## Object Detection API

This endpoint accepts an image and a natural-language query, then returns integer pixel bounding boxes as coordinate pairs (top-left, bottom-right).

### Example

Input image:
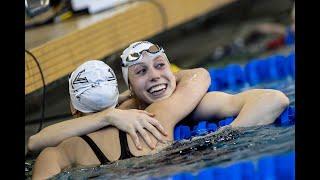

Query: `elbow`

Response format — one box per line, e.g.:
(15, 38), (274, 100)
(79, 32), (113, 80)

(28, 133), (46, 152)
(259, 90), (290, 121)
(195, 68), (211, 88)
(278, 92), (290, 108)
(27, 135), (37, 152)
(267, 89), (290, 109)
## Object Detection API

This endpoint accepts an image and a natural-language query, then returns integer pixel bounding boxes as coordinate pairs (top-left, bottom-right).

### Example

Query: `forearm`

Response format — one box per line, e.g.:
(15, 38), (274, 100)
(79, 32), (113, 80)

(193, 89), (289, 127)
(193, 92), (241, 120)
(231, 89), (289, 127)
(28, 109), (113, 152)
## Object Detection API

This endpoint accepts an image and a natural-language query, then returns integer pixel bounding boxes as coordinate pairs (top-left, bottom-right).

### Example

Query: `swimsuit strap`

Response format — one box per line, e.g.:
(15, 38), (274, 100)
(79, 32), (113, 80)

(118, 130), (134, 159)
(80, 135), (110, 164)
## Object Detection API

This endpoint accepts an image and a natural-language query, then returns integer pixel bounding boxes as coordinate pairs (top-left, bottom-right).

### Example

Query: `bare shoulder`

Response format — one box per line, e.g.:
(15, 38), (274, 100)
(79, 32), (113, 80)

(58, 136), (84, 148)
(56, 136), (86, 157)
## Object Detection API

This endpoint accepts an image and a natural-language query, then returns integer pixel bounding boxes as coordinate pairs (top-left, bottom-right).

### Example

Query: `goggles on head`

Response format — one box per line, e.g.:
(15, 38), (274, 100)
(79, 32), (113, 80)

(122, 44), (164, 67)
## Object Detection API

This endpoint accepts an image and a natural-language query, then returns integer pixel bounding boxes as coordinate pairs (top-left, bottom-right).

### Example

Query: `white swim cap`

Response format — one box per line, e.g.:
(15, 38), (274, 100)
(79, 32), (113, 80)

(120, 41), (166, 87)
(69, 60), (119, 113)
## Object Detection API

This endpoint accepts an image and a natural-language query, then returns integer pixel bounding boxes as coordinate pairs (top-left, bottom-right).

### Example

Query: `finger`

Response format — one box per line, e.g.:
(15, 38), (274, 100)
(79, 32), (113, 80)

(138, 110), (155, 117)
(142, 120), (165, 143)
(147, 117), (168, 136)
(136, 126), (155, 149)
(128, 130), (142, 150)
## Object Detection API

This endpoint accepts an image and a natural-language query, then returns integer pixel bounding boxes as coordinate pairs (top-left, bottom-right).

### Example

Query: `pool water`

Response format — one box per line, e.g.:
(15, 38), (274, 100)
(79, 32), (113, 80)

(50, 79), (295, 180)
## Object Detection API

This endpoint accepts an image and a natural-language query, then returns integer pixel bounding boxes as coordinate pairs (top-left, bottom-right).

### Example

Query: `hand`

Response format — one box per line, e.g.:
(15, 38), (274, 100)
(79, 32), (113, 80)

(106, 108), (168, 150)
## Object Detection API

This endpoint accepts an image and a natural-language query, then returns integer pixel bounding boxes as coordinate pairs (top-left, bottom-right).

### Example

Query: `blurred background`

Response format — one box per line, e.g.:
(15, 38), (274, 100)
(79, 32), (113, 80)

(25, 0), (294, 154)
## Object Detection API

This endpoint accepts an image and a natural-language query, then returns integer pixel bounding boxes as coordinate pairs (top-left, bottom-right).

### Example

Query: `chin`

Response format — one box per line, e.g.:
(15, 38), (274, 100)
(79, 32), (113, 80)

(151, 94), (171, 103)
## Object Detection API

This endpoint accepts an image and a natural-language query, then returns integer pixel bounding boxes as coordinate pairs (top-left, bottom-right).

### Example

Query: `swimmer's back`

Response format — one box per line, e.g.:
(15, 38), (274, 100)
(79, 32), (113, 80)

(56, 127), (122, 167)
(55, 124), (166, 167)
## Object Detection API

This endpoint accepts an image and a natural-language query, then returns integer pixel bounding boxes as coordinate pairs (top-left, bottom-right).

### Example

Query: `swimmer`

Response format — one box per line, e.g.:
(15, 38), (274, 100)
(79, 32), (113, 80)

(32, 41), (289, 179)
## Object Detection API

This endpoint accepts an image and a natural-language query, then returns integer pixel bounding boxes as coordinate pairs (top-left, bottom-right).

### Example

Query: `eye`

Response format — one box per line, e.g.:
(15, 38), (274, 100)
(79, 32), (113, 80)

(155, 63), (165, 69)
(136, 68), (146, 75)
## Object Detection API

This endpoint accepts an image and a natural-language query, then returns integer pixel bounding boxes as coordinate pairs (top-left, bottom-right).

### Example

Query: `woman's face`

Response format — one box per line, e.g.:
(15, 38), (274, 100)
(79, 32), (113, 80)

(128, 53), (176, 104)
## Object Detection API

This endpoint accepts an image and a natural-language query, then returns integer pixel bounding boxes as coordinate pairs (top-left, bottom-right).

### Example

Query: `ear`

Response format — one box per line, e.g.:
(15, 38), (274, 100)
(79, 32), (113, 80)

(128, 83), (135, 97)
(69, 101), (78, 115)
(128, 80), (132, 91)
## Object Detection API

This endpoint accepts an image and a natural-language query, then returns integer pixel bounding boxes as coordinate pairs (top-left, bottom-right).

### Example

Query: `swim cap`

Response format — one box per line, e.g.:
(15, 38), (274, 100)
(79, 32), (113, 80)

(120, 41), (167, 87)
(69, 60), (119, 113)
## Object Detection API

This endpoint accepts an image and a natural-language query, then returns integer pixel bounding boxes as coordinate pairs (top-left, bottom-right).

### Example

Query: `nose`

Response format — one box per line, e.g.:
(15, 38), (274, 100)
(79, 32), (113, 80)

(148, 67), (161, 82)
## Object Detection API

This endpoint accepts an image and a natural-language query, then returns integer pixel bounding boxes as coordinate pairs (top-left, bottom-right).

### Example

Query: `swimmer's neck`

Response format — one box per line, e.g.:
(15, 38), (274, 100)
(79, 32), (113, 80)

(138, 101), (149, 110)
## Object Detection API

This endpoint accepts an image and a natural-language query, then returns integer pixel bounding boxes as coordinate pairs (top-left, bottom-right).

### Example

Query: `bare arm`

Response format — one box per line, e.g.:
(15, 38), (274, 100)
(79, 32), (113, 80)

(28, 109), (112, 152)
(28, 106), (167, 152)
(193, 89), (289, 127)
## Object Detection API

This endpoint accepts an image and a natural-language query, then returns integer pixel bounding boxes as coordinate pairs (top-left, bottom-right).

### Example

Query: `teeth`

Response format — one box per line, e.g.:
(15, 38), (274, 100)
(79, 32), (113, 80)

(149, 84), (166, 93)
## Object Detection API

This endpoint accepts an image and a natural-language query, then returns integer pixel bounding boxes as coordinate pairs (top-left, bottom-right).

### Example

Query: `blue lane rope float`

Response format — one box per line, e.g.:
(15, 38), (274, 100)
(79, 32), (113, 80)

(208, 52), (295, 91)
(244, 59), (260, 86)
(209, 64), (246, 91)
(286, 51), (295, 78)
(194, 121), (208, 136)
(209, 68), (227, 91)
(225, 64), (246, 91)
(149, 151), (295, 180)
(275, 106), (295, 126)
(218, 117), (235, 127)
(284, 27), (295, 45)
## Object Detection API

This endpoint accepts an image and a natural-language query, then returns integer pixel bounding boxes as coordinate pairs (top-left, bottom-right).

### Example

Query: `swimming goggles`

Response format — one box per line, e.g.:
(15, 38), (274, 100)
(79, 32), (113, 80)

(122, 44), (164, 67)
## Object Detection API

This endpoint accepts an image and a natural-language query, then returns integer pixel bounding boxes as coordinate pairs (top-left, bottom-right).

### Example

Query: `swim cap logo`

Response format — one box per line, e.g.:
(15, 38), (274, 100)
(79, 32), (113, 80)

(72, 69), (89, 89)
(107, 68), (116, 81)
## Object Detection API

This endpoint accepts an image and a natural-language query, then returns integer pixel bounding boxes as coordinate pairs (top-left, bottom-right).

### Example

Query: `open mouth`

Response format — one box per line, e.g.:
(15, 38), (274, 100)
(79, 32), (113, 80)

(147, 83), (168, 96)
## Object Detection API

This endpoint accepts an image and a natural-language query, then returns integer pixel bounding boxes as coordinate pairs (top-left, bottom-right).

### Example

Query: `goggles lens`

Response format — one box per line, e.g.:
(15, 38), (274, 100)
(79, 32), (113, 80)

(148, 44), (161, 53)
(125, 44), (163, 64)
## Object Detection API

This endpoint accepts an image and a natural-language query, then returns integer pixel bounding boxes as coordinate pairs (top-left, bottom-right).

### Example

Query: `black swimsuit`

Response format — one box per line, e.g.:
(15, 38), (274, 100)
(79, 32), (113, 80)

(80, 130), (134, 164)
